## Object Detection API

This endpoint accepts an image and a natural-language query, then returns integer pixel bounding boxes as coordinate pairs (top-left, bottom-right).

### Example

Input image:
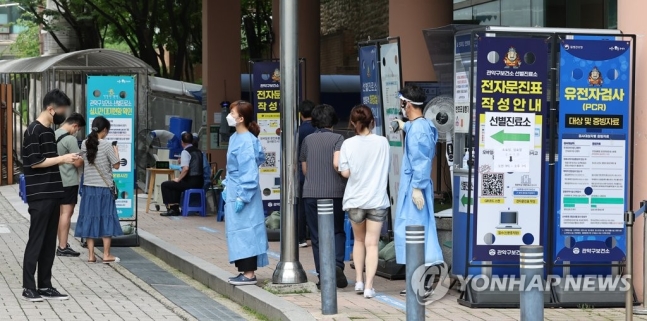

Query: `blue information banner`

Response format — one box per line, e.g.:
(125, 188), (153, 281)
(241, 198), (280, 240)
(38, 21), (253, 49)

(554, 40), (631, 262)
(473, 37), (548, 261)
(86, 75), (136, 219)
(359, 45), (383, 135)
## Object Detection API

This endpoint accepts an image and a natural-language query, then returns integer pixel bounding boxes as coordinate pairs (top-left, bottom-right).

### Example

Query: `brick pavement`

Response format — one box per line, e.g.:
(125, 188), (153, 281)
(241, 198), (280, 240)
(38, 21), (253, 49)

(2, 184), (645, 321)
(0, 193), (191, 321)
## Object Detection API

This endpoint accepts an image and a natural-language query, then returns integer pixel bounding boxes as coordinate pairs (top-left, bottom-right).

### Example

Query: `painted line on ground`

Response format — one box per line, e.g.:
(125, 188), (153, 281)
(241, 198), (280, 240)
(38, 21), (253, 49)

(197, 226), (219, 233)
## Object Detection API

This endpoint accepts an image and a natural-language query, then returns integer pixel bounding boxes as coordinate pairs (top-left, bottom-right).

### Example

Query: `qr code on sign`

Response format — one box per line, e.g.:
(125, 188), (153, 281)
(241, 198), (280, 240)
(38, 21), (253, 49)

(261, 152), (276, 168)
(481, 173), (504, 196)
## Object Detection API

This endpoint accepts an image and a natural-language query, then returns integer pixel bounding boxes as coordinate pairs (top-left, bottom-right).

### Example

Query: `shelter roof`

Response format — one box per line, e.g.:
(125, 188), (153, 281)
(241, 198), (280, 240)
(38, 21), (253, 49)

(0, 49), (156, 74)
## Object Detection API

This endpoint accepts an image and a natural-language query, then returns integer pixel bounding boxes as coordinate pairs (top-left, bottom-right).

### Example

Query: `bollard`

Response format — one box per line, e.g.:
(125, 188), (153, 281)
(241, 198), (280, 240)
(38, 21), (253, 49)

(626, 210), (634, 321)
(406, 225), (425, 321)
(635, 201), (647, 315)
(520, 245), (544, 321)
(317, 199), (337, 315)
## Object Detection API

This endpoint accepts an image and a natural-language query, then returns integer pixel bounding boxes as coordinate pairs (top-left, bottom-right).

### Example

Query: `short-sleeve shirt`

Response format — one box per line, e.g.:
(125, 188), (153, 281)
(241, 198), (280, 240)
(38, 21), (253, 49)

(55, 128), (81, 187)
(299, 129), (346, 198)
(81, 139), (119, 188)
(22, 121), (64, 202)
(180, 144), (193, 167)
(339, 134), (390, 210)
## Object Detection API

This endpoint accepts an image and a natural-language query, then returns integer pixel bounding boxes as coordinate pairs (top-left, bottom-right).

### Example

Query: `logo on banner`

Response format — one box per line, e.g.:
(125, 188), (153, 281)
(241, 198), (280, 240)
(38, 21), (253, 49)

(503, 47), (522, 69)
(588, 67), (603, 86)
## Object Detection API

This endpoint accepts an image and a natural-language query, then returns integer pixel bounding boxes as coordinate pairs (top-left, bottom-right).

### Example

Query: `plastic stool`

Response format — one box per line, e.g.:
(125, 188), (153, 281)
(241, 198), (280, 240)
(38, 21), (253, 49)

(216, 190), (226, 221)
(344, 212), (354, 261)
(180, 189), (206, 217)
(19, 174), (26, 203)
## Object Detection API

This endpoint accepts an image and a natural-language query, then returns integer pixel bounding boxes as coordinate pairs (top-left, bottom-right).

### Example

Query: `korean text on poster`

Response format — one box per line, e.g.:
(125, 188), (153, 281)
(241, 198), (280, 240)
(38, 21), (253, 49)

(473, 37), (547, 261)
(359, 45), (383, 136)
(86, 75), (136, 219)
(554, 39), (631, 262)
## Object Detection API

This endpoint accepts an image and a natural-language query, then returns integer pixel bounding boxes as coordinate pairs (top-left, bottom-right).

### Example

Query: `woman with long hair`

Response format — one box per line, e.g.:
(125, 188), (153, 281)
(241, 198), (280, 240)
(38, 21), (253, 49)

(337, 104), (390, 298)
(74, 116), (123, 263)
(222, 100), (268, 285)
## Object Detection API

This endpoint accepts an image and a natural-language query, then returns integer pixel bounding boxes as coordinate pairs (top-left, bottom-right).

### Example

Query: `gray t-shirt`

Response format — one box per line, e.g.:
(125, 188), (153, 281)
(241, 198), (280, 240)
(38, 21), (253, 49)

(81, 139), (119, 188)
(299, 130), (346, 198)
(55, 128), (81, 187)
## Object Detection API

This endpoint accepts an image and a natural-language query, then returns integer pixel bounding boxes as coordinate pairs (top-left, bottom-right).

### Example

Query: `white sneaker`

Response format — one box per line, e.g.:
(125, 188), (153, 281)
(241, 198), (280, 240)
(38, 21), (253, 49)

(364, 288), (376, 298)
(354, 282), (364, 293)
(299, 242), (308, 248)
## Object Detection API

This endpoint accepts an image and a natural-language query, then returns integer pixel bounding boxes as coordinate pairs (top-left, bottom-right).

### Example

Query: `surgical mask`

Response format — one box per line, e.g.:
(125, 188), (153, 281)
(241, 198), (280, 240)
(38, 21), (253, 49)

(52, 111), (66, 125)
(226, 114), (237, 127)
(401, 108), (407, 118)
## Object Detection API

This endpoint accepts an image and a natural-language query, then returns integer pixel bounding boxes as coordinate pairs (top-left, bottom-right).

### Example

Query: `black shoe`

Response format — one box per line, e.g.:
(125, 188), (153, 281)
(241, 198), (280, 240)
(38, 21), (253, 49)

(160, 209), (180, 217)
(37, 287), (69, 300)
(336, 266), (348, 288)
(56, 244), (80, 257)
(22, 288), (43, 302)
(316, 282), (320, 290)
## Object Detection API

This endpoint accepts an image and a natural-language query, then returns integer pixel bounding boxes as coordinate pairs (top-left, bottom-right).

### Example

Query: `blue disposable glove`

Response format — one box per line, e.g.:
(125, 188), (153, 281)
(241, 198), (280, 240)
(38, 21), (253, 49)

(169, 164), (181, 170)
(235, 198), (245, 213)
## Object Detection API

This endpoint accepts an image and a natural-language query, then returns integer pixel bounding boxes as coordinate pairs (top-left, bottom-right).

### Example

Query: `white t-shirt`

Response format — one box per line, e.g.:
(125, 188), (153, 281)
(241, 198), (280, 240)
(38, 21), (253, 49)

(339, 134), (390, 210)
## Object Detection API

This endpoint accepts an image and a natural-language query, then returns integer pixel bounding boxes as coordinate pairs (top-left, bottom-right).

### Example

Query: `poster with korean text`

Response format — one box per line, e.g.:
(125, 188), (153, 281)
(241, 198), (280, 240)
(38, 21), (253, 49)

(473, 37), (547, 261)
(359, 45), (384, 136)
(86, 75), (136, 219)
(554, 40), (631, 262)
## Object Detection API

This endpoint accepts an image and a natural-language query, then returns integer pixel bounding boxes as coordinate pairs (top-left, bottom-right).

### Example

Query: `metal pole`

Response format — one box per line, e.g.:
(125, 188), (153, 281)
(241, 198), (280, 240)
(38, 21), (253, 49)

(635, 201), (647, 315)
(272, 0), (307, 284)
(406, 225), (425, 321)
(519, 245), (544, 321)
(317, 199), (337, 315)
(626, 210), (635, 321)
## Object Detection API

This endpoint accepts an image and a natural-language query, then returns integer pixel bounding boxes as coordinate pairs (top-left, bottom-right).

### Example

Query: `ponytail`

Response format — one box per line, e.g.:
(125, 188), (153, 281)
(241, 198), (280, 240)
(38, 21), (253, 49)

(86, 128), (99, 164)
(248, 121), (260, 137)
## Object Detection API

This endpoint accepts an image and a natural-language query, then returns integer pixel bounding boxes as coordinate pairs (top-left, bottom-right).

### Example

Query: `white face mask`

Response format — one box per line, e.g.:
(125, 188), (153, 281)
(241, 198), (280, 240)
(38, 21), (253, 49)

(226, 113), (237, 127)
(401, 107), (407, 119)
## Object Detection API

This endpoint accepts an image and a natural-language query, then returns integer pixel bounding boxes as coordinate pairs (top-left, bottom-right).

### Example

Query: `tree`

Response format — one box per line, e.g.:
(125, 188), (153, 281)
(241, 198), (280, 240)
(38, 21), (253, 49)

(7, 0), (202, 81)
(7, 19), (40, 58)
(241, 0), (273, 60)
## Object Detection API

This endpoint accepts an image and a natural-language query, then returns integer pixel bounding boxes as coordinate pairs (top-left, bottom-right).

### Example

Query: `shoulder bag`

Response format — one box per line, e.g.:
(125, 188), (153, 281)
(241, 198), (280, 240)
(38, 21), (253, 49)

(92, 163), (117, 200)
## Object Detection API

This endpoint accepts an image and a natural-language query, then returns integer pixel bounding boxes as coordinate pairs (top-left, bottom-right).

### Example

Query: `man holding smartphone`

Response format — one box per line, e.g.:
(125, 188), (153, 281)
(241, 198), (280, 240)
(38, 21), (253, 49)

(54, 113), (86, 257)
(22, 89), (79, 302)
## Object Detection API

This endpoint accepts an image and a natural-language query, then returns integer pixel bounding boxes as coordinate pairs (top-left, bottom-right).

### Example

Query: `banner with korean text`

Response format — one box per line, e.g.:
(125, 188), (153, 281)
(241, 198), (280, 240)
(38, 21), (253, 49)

(359, 45), (384, 136)
(473, 37), (547, 261)
(250, 61), (303, 216)
(554, 40), (631, 262)
(86, 75), (136, 219)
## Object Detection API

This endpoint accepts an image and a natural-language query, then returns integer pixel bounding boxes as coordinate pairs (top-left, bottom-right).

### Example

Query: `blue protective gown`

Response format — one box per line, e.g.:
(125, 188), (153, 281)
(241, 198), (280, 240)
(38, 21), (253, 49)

(223, 131), (269, 267)
(394, 118), (444, 266)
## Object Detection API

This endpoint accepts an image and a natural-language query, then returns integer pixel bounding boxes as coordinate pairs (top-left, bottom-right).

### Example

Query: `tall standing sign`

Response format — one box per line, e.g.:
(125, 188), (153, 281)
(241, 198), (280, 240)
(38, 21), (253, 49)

(359, 45), (384, 136)
(554, 40), (630, 262)
(86, 75), (136, 219)
(251, 61), (303, 215)
(379, 42), (402, 215)
(473, 37), (547, 261)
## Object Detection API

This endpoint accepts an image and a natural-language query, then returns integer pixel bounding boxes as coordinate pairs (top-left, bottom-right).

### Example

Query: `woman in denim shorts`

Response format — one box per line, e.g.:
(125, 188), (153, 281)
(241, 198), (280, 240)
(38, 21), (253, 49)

(336, 104), (390, 298)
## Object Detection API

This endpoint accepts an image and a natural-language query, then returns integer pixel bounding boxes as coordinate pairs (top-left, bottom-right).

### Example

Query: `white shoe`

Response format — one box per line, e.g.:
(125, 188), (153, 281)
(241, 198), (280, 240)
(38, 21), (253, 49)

(364, 288), (376, 298)
(354, 282), (364, 293)
(299, 242), (308, 248)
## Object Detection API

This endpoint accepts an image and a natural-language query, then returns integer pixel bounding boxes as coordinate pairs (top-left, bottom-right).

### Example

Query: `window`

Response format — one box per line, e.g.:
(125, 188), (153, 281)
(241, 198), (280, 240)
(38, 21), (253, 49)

(473, 1), (500, 26)
(501, 0), (531, 27)
(454, 7), (473, 21)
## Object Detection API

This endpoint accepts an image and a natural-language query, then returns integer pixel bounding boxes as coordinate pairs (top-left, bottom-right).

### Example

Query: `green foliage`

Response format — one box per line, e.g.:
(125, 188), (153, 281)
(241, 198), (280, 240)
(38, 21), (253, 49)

(241, 0), (273, 60)
(7, 18), (40, 58)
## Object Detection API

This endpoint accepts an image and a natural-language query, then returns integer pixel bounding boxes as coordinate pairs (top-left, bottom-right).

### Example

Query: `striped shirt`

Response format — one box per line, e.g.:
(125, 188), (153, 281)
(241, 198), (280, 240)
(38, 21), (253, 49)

(22, 121), (64, 202)
(299, 129), (346, 198)
(81, 139), (119, 188)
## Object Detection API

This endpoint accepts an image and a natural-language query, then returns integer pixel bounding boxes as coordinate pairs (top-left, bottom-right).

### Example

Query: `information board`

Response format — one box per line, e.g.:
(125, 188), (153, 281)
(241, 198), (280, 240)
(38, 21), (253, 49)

(86, 75), (136, 219)
(473, 37), (547, 261)
(359, 45), (384, 136)
(554, 39), (630, 262)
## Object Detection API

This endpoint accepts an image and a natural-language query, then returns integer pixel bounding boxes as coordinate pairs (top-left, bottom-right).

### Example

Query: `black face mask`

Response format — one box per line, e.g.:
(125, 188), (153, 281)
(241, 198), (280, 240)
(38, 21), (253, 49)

(52, 112), (66, 125)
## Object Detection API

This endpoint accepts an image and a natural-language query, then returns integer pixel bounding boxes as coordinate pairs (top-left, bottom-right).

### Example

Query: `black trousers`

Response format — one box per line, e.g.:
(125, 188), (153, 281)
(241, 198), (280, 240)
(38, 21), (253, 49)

(234, 256), (257, 272)
(23, 198), (61, 290)
(161, 177), (203, 205)
(303, 198), (346, 274)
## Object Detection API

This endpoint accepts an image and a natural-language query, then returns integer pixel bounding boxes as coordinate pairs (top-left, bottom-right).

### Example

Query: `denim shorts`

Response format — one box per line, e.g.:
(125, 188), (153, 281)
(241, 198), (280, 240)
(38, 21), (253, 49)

(347, 208), (388, 223)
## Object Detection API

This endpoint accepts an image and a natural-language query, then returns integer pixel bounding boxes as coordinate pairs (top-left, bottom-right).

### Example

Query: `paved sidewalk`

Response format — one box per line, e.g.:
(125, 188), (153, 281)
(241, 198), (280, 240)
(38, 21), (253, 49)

(2, 184), (644, 320)
(0, 197), (189, 321)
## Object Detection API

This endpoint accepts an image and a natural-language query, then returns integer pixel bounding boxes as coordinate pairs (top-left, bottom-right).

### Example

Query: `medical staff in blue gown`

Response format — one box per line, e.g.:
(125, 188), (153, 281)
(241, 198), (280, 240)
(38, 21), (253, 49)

(222, 100), (269, 286)
(391, 85), (444, 294)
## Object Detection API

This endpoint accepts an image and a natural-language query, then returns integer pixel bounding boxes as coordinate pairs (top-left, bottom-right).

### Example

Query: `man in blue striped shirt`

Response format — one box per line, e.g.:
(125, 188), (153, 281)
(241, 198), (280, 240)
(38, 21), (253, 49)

(21, 89), (79, 302)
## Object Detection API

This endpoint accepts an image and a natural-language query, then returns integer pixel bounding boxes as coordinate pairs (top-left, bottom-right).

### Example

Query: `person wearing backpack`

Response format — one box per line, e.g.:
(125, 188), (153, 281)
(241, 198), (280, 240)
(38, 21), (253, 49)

(54, 113), (86, 257)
